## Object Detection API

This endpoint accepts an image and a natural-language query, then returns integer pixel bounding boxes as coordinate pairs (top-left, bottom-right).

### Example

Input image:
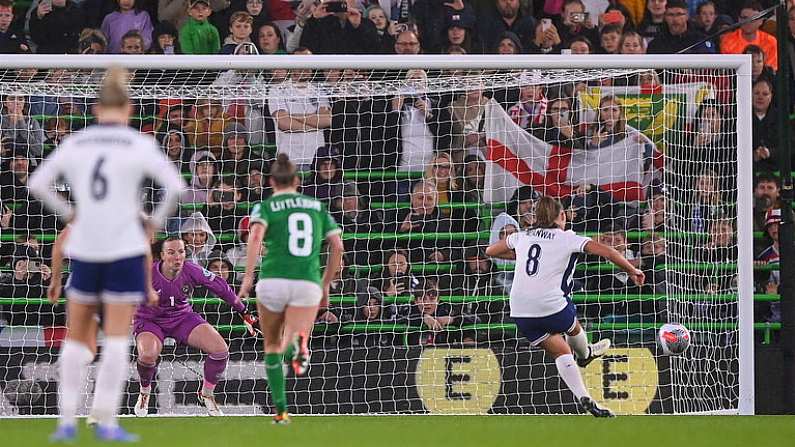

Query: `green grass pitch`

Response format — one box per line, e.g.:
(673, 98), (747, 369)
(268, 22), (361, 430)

(2, 415), (795, 447)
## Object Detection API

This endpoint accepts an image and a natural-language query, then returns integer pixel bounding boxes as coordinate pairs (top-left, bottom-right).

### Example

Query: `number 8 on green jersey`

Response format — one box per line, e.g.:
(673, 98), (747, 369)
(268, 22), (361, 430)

(250, 192), (341, 285)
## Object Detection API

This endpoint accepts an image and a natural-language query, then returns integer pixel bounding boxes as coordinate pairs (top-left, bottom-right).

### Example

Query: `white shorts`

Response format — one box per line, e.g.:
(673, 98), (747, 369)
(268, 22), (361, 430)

(255, 278), (323, 313)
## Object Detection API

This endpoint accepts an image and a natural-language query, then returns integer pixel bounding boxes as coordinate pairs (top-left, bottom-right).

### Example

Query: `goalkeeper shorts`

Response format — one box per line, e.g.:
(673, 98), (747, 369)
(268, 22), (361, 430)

(255, 278), (322, 313)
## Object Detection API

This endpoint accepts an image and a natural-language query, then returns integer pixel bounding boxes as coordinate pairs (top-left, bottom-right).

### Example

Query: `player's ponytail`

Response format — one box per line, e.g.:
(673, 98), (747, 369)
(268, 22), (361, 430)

(535, 196), (564, 229)
(99, 66), (130, 109)
(271, 153), (297, 187)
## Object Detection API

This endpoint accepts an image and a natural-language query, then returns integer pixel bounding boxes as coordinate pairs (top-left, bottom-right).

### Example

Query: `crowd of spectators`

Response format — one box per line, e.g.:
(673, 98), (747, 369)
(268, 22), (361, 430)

(0, 0), (792, 346)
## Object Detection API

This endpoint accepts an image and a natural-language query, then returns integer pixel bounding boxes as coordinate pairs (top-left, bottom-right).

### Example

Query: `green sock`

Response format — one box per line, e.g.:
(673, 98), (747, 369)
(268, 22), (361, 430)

(282, 340), (296, 362)
(265, 353), (287, 413)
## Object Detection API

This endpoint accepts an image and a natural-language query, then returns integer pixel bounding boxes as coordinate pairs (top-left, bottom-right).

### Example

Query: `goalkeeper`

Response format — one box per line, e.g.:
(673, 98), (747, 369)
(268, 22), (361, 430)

(132, 237), (258, 417)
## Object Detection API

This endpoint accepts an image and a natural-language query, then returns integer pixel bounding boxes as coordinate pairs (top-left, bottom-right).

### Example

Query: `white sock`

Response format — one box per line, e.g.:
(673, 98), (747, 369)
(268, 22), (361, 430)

(58, 340), (94, 428)
(90, 337), (130, 428)
(566, 330), (589, 359)
(555, 354), (590, 400)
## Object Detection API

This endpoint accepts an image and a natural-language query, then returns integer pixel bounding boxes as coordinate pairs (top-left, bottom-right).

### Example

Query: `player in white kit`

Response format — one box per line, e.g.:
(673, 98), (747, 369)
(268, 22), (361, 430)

(486, 196), (644, 417)
(28, 67), (186, 442)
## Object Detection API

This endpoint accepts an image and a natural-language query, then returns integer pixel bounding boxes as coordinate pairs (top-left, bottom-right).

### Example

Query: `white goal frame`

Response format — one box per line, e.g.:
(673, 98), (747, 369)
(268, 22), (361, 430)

(0, 54), (754, 416)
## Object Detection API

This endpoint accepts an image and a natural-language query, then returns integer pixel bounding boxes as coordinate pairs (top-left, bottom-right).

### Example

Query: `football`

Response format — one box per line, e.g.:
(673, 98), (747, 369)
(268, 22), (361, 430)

(658, 323), (691, 355)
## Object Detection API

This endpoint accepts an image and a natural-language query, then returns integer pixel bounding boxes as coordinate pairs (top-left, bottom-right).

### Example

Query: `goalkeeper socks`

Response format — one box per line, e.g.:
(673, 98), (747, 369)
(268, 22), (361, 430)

(91, 337), (130, 428)
(555, 354), (589, 400)
(203, 351), (229, 393)
(566, 330), (589, 360)
(58, 340), (94, 427)
(136, 360), (156, 389)
(265, 353), (287, 413)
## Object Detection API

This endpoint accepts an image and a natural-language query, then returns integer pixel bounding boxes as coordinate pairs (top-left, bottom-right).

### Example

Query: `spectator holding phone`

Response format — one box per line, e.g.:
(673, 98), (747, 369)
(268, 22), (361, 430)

(555, 0), (598, 47)
(29, 0), (85, 54)
(528, 17), (562, 53)
(203, 176), (243, 235)
(370, 249), (417, 299)
(0, 246), (52, 301)
(77, 28), (108, 54)
(300, 0), (379, 54)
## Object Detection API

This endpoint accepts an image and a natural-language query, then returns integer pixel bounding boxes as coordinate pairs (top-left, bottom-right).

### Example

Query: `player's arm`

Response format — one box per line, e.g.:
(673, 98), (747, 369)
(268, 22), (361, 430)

(143, 240), (158, 307)
(28, 148), (74, 222)
(195, 263), (259, 335)
(238, 221), (266, 300)
(321, 233), (344, 309)
(47, 226), (71, 304)
(485, 240), (516, 260)
(584, 240), (645, 286)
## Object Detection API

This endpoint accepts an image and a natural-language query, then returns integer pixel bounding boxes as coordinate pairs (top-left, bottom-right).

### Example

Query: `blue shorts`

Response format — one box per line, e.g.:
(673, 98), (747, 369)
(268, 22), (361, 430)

(67, 255), (146, 305)
(513, 299), (577, 346)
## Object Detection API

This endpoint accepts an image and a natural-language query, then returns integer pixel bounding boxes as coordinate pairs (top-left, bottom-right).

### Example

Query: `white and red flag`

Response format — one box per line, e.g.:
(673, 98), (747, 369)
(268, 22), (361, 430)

(483, 99), (662, 203)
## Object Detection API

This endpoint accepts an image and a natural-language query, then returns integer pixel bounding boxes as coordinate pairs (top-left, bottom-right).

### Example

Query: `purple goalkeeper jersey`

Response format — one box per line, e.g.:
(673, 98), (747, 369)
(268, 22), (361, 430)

(136, 260), (245, 320)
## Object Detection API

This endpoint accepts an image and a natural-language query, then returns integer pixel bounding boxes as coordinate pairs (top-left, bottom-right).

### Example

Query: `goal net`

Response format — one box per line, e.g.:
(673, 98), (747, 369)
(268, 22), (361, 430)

(0, 55), (754, 416)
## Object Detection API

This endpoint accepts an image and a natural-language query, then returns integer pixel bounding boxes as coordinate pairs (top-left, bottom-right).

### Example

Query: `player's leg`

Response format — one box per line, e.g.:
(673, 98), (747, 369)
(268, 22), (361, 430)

(280, 281), (323, 375)
(51, 300), (98, 441)
(90, 255), (146, 441)
(258, 302), (289, 423)
(566, 320), (611, 368)
(90, 302), (138, 431)
(133, 330), (163, 417)
(185, 322), (229, 416)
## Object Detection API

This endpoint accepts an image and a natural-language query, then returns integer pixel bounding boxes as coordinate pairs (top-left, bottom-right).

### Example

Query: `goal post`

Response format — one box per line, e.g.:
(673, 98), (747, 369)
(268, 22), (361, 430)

(0, 54), (754, 416)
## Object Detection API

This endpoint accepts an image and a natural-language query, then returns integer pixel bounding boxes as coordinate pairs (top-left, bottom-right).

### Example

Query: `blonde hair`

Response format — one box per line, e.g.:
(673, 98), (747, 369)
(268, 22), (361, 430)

(99, 66), (130, 109)
(534, 196), (564, 228)
(424, 152), (460, 191)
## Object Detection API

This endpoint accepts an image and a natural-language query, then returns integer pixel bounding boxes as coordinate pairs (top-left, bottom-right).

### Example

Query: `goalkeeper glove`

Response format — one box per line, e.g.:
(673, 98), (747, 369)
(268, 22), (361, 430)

(239, 310), (260, 337)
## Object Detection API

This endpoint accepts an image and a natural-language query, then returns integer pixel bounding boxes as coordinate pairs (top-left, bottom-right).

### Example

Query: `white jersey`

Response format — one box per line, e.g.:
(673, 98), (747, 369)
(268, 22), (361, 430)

(29, 124), (185, 262)
(506, 228), (591, 318)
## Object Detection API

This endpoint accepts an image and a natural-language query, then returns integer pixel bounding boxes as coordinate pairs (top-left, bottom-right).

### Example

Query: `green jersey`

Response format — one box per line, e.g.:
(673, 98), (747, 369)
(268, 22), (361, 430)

(250, 192), (341, 284)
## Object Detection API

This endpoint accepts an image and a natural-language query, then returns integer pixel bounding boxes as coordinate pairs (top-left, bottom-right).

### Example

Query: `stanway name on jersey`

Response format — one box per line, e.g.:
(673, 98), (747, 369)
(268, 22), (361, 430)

(270, 197), (322, 212)
(531, 229), (556, 240)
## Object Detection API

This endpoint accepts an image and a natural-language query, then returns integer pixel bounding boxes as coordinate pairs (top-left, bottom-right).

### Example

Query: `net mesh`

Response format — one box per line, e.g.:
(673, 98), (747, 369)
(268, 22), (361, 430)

(0, 62), (749, 416)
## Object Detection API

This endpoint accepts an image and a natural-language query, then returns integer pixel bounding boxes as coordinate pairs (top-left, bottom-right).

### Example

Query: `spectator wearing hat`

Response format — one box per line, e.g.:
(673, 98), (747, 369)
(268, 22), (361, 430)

(439, 11), (479, 54)
(647, 0), (715, 54)
(243, 163), (272, 202)
(159, 0), (228, 29)
(330, 180), (385, 265)
(0, 0), (29, 54)
(267, 48), (332, 168)
(182, 150), (219, 204)
(495, 30), (523, 54)
(180, 211), (218, 267)
(150, 21), (181, 53)
(755, 208), (782, 322)
(479, 0), (536, 53)
(219, 122), (265, 175)
(299, 0), (379, 54)
(451, 247), (502, 322)
(302, 145), (344, 205)
(721, 1), (777, 69)
(203, 175), (244, 235)
(29, 0), (85, 54)
(179, 0), (221, 54)
(225, 215), (252, 282)
(0, 94), (46, 160)
(220, 11), (254, 54)
(101, 0), (154, 53)
(0, 144), (35, 203)
(400, 278), (455, 346)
